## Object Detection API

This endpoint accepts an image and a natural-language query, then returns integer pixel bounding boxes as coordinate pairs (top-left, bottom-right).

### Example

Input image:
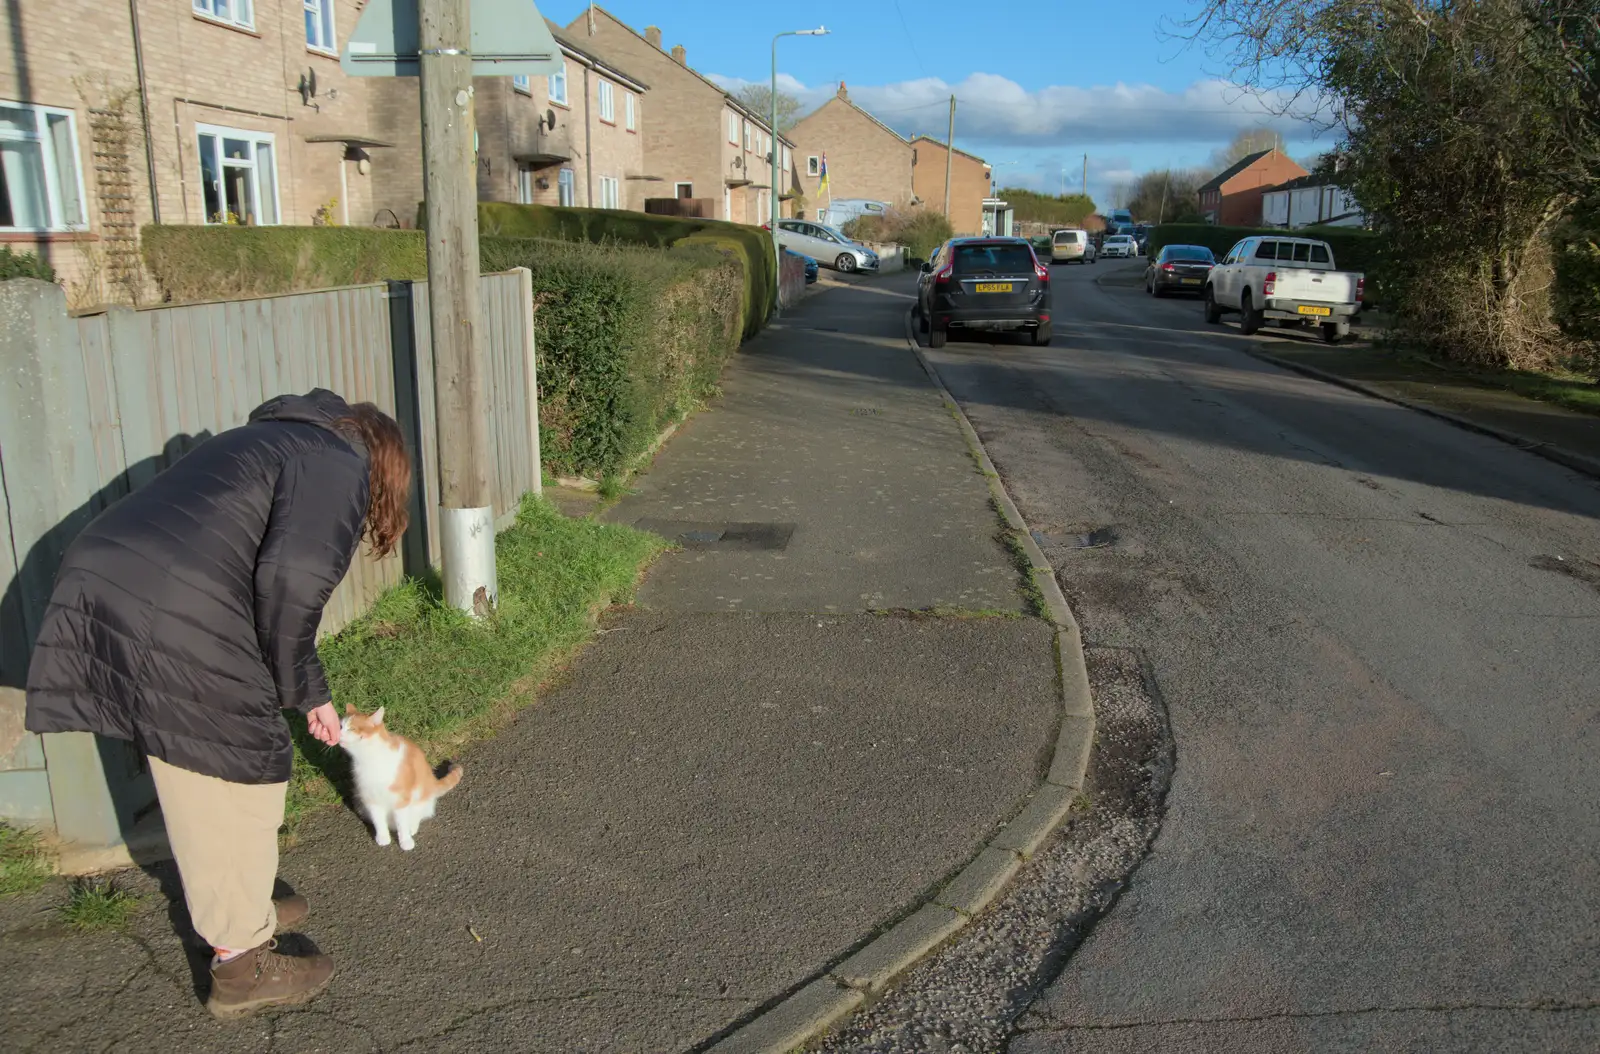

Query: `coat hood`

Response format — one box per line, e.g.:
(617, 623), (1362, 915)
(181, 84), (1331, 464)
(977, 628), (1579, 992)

(248, 388), (355, 431)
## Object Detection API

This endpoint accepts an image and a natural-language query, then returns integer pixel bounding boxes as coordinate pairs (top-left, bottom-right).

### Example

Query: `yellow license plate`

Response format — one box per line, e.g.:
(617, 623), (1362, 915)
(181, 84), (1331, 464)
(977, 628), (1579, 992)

(1181, 278), (1201, 285)
(1297, 305), (1333, 317)
(974, 283), (1014, 293)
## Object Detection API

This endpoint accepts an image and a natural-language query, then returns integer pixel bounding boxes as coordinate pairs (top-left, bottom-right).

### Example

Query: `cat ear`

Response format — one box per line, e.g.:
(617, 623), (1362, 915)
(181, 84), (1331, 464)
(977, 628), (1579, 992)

(371, 706), (386, 725)
(344, 702), (357, 715)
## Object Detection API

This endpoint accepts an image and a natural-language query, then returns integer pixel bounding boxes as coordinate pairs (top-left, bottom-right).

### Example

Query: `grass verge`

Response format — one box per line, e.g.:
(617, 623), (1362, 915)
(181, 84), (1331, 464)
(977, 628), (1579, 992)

(0, 823), (52, 897)
(59, 878), (139, 931)
(1283, 344), (1600, 416)
(286, 494), (667, 824)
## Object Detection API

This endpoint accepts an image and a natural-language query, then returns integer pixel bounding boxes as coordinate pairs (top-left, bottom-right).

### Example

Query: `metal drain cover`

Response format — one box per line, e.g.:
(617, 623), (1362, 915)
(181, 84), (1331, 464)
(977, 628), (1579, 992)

(631, 519), (796, 551)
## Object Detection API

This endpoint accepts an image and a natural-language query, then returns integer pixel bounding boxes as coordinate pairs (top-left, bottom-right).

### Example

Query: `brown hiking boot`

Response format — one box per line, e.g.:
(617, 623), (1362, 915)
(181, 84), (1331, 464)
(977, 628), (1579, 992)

(207, 939), (334, 1019)
(273, 894), (309, 931)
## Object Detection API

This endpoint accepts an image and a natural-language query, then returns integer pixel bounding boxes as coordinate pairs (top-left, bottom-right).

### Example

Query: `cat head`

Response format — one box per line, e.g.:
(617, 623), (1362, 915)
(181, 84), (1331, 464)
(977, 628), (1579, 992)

(339, 703), (388, 744)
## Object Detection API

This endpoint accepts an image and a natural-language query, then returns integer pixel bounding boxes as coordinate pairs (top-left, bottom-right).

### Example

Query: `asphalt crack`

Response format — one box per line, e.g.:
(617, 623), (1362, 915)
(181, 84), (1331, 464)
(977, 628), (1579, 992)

(1021, 996), (1600, 1033)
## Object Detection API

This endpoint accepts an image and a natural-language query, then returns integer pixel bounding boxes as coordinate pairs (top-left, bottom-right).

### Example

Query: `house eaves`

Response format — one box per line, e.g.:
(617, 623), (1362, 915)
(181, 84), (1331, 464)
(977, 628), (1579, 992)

(575, 5), (794, 148)
(546, 20), (649, 93)
(909, 135), (988, 167)
(1198, 150), (1273, 193)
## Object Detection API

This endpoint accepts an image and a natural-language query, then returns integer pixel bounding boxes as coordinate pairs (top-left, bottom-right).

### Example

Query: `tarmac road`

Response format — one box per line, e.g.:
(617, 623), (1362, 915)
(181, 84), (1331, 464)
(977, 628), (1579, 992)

(918, 260), (1600, 1053)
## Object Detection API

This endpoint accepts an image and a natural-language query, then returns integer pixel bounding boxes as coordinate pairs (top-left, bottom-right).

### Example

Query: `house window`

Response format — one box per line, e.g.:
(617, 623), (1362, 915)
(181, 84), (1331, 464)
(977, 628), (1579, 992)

(599, 175), (620, 209)
(782, 145), (790, 172)
(196, 125), (279, 226)
(193, 0), (254, 30)
(549, 63), (568, 105)
(557, 167), (575, 206)
(598, 80), (615, 123)
(304, 0), (335, 53)
(512, 75), (531, 94)
(806, 155), (820, 176)
(517, 165), (533, 204)
(675, 181), (693, 199)
(743, 123), (751, 150)
(727, 113), (738, 144)
(624, 93), (635, 132)
(0, 102), (86, 232)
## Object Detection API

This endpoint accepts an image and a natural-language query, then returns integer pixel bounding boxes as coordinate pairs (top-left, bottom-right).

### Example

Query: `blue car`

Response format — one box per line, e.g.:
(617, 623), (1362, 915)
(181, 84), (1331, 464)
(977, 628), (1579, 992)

(785, 248), (819, 283)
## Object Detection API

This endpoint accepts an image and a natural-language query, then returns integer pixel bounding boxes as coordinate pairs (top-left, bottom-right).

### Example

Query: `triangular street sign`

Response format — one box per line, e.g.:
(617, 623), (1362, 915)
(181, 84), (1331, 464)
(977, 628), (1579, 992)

(342, 0), (564, 78)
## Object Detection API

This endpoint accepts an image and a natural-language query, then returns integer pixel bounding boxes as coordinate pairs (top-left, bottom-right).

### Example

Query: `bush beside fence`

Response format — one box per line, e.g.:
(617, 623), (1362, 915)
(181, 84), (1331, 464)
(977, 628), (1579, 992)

(142, 224), (743, 480)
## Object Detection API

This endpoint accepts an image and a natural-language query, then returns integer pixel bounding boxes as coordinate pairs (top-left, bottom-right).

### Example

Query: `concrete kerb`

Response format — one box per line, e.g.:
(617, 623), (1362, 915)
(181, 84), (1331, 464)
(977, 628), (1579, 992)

(1243, 347), (1600, 484)
(701, 314), (1099, 1054)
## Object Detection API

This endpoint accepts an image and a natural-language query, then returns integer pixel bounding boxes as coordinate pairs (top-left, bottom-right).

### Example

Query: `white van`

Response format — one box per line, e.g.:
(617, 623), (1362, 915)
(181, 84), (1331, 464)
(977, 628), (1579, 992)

(1051, 228), (1096, 265)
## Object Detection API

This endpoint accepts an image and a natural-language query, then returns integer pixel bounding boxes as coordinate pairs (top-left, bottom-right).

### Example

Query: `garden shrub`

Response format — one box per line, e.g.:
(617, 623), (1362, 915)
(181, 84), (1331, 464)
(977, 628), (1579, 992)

(0, 246), (57, 283)
(843, 207), (953, 262)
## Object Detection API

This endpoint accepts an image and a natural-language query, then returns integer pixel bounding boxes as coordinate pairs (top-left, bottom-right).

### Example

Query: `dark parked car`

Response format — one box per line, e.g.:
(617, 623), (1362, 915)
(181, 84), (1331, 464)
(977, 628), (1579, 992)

(1144, 243), (1216, 296)
(915, 237), (1052, 348)
(785, 248), (820, 284)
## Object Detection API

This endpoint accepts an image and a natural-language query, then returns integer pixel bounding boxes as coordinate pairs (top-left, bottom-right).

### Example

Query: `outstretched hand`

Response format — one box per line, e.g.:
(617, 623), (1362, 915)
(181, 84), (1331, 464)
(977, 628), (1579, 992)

(307, 702), (342, 746)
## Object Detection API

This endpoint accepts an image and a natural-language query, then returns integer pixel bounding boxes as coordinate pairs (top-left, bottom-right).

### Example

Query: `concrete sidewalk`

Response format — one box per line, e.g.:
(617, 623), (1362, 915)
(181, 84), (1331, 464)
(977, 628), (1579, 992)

(0, 276), (1062, 1052)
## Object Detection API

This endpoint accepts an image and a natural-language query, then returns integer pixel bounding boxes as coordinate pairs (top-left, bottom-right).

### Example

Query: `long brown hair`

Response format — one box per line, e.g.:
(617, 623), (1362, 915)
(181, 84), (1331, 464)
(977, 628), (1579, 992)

(334, 403), (412, 559)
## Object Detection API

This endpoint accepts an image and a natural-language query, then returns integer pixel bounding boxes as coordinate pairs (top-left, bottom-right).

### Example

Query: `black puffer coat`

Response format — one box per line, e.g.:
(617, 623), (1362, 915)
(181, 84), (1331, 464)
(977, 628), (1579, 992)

(25, 390), (370, 784)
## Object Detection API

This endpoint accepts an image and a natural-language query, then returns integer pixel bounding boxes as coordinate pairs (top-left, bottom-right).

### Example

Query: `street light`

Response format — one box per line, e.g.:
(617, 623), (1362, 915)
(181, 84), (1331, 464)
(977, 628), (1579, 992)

(771, 26), (829, 318)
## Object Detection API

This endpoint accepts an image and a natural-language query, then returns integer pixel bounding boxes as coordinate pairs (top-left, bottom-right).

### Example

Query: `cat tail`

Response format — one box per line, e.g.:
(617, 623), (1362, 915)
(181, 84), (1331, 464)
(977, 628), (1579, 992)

(435, 763), (464, 795)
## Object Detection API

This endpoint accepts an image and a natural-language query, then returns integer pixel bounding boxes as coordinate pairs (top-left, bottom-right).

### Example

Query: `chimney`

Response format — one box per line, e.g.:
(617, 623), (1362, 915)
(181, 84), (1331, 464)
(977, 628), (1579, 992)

(645, 26), (662, 49)
(837, 80), (848, 100)
(671, 44), (686, 65)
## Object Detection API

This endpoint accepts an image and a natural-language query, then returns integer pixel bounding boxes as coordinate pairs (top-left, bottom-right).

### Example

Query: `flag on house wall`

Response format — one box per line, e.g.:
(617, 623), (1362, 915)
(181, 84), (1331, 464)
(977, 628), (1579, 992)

(816, 153), (829, 199)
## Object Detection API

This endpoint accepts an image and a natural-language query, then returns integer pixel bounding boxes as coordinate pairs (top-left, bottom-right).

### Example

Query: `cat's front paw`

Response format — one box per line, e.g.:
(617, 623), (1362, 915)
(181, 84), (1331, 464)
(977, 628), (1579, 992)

(374, 830), (392, 847)
(397, 836), (415, 851)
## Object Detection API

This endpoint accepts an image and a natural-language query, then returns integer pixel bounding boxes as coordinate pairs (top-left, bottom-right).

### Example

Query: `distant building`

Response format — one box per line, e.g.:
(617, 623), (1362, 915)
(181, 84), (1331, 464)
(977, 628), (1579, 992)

(788, 82), (916, 219)
(1197, 149), (1308, 226)
(910, 137), (991, 236)
(1260, 173), (1367, 229)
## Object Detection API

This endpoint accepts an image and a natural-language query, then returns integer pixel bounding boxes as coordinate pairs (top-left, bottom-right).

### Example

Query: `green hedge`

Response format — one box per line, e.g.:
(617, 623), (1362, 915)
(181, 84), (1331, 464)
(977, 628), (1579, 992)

(141, 225), (742, 478)
(477, 202), (774, 339)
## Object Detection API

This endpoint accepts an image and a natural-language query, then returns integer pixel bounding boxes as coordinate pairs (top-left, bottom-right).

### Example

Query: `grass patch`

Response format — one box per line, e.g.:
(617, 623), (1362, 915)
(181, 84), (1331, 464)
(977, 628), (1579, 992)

(59, 878), (139, 931)
(288, 495), (666, 822)
(0, 823), (52, 897)
(1277, 344), (1600, 416)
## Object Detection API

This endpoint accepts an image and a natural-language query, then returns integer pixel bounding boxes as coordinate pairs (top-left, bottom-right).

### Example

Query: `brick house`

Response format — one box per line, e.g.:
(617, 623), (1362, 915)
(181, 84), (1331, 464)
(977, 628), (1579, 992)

(1, 0), (391, 304)
(909, 137), (991, 236)
(562, 6), (795, 225)
(1197, 149), (1308, 226)
(368, 22), (650, 220)
(788, 82), (915, 216)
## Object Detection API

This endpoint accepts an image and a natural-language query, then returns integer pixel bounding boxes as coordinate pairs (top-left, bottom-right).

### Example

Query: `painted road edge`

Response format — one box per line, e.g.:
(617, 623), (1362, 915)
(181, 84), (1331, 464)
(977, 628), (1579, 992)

(703, 310), (1099, 1054)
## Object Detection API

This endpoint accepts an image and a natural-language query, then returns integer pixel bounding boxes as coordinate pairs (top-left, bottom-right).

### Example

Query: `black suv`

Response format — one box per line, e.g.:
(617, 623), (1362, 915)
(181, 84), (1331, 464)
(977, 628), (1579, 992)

(916, 237), (1053, 347)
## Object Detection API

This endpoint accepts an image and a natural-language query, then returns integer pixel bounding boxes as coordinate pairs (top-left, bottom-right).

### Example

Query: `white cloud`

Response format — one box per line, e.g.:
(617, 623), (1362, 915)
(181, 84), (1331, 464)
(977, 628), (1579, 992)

(708, 71), (1331, 151)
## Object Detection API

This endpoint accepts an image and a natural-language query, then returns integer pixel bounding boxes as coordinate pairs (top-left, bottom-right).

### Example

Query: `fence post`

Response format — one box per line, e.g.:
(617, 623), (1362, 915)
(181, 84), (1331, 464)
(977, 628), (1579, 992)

(516, 267), (541, 498)
(387, 280), (432, 580)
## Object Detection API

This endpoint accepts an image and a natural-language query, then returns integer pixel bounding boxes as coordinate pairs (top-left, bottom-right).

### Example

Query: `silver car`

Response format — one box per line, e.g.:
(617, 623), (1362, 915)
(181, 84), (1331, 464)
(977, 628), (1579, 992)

(1100, 234), (1137, 259)
(774, 219), (880, 273)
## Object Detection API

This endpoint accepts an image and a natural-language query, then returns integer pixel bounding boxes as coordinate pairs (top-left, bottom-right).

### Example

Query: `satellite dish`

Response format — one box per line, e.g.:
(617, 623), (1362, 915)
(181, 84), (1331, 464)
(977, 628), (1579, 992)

(545, 109), (556, 130)
(309, 68), (318, 98)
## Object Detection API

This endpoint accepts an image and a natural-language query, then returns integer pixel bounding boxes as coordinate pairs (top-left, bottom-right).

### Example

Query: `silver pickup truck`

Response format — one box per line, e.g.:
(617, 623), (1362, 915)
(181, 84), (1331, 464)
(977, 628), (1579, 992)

(1203, 235), (1364, 343)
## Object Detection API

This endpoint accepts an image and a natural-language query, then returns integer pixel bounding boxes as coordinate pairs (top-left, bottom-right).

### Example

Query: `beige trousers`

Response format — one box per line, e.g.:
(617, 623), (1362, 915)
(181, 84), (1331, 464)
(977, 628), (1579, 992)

(148, 755), (287, 952)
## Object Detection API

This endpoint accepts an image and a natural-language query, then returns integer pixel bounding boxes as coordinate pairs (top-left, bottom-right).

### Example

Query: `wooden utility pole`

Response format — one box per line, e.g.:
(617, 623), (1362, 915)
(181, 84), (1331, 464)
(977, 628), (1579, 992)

(419, 0), (497, 614)
(943, 94), (955, 219)
(1082, 153), (1088, 198)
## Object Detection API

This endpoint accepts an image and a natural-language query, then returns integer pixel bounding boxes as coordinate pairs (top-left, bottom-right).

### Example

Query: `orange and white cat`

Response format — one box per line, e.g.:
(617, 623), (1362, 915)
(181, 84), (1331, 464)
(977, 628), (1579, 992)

(338, 704), (462, 851)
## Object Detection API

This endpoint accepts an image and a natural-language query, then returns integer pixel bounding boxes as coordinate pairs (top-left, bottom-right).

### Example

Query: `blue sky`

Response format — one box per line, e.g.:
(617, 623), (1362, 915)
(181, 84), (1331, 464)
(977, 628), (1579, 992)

(553, 1), (1337, 209)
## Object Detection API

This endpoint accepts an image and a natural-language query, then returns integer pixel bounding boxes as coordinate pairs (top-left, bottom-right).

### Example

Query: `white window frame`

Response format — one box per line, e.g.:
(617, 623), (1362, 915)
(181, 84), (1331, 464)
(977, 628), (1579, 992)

(597, 80), (615, 123)
(782, 145), (791, 172)
(0, 101), (88, 233)
(674, 181), (693, 199)
(303, 0), (335, 54)
(599, 175), (620, 210)
(549, 62), (569, 106)
(727, 112), (738, 144)
(517, 165), (533, 204)
(624, 92), (636, 132)
(806, 155), (820, 176)
(557, 167), (575, 207)
(195, 123), (281, 226)
(512, 74), (532, 95)
(743, 123), (751, 150)
(193, 0), (254, 31)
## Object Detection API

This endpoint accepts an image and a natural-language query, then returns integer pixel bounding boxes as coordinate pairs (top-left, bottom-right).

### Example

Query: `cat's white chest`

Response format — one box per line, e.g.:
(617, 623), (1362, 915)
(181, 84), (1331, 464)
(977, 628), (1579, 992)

(348, 741), (404, 806)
